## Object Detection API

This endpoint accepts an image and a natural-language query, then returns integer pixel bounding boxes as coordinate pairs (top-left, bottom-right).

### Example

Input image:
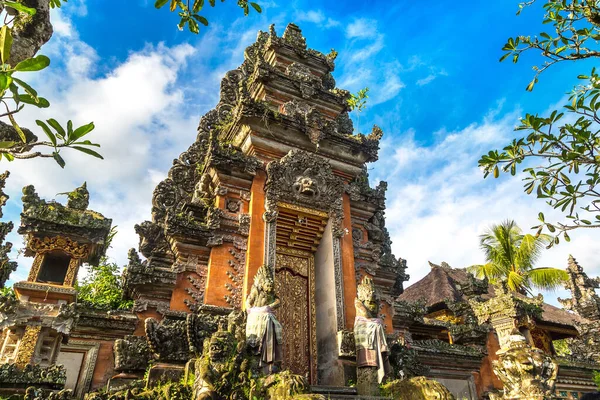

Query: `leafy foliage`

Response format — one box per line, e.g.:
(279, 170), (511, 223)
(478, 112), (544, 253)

(154, 0), (261, 34)
(468, 220), (568, 294)
(0, 0), (102, 167)
(479, 0), (600, 245)
(75, 261), (133, 311)
(347, 87), (369, 133)
(75, 228), (132, 311)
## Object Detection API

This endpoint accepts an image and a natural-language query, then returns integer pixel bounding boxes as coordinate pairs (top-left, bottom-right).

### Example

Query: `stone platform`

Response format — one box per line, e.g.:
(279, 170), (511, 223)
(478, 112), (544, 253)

(310, 386), (391, 399)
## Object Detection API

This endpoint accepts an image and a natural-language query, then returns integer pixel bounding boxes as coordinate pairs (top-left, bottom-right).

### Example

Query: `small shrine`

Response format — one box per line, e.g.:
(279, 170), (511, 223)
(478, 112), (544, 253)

(0, 182), (112, 395)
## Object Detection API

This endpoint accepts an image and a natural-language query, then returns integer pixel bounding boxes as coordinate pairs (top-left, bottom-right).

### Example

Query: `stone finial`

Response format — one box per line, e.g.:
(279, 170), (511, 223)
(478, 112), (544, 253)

(66, 182), (89, 210)
(282, 23), (307, 50)
(558, 255), (600, 320)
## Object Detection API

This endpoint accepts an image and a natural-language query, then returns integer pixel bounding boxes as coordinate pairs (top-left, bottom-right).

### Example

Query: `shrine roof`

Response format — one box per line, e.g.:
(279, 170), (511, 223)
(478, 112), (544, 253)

(18, 183), (112, 263)
(398, 261), (587, 329)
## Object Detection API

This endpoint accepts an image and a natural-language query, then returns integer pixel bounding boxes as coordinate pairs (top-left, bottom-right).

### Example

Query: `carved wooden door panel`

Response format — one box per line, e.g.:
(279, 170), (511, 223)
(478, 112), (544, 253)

(274, 252), (316, 381)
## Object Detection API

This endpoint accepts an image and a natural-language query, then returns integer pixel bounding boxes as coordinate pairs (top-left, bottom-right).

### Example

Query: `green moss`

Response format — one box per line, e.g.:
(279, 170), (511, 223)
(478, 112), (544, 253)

(381, 377), (454, 400)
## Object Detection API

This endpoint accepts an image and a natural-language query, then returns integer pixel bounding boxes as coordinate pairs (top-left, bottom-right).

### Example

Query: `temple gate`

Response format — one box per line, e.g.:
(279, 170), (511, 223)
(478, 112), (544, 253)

(122, 23), (407, 387)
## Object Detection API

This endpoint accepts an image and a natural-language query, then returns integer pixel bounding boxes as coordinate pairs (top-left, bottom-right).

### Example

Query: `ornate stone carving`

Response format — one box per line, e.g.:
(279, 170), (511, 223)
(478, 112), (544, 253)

(186, 311), (224, 356)
(224, 247), (245, 307)
(192, 310), (249, 399)
(238, 213), (251, 236)
(337, 330), (356, 358)
(15, 325), (41, 368)
(144, 317), (189, 363)
(19, 184), (112, 263)
(0, 171), (16, 289)
(558, 255), (600, 321)
(226, 198), (241, 213)
(28, 236), (88, 259)
(492, 331), (558, 399)
(381, 377), (454, 400)
(0, 363), (66, 389)
(64, 182), (89, 210)
(265, 149), (345, 236)
(114, 335), (151, 372)
(184, 264), (208, 312)
(388, 339), (429, 379)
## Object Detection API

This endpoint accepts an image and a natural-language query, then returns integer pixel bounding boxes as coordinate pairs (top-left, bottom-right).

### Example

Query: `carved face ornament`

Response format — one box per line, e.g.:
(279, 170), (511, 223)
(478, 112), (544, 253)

(292, 169), (320, 199)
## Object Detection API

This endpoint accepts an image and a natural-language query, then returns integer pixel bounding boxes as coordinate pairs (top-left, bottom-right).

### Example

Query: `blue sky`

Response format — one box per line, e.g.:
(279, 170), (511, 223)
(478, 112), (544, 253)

(3, 0), (598, 304)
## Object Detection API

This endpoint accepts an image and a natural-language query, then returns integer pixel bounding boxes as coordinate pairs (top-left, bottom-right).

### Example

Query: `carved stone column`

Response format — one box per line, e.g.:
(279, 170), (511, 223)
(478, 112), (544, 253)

(14, 325), (41, 368)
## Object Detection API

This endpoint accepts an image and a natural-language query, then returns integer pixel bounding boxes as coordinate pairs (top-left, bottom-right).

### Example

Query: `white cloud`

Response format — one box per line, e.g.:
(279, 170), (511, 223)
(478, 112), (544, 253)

(416, 69), (448, 86)
(3, 14), (202, 283)
(346, 18), (378, 39)
(371, 106), (598, 305)
(295, 10), (339, 28)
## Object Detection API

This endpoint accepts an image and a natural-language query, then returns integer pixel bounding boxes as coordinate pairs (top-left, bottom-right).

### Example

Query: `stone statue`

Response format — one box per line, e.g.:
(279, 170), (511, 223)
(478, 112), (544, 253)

(492, 329), (557, 400)
(192, 311), (248, 400)
(191, 174), (212, 205)
(354, 276), (391, 395)
(193, 328), (239, 400)
(245, 265), (282, 374)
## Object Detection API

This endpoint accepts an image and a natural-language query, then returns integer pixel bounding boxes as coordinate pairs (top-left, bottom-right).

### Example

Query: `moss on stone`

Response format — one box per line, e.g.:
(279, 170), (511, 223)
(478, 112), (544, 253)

(381, 377), (455, 400)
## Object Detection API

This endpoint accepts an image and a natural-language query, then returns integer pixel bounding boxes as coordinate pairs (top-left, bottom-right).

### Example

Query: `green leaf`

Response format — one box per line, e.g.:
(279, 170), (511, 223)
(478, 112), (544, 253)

(0, 141), (16, 149)
(8, 82), (18, 102)
(71, 146), (103, 159)
(52, 151), (65, 168)
(12, 77), (37, 99)
(73, 140), (100, 147)
(13, 55), (50, 72)
(71, 122), (95, 142)
(67, 120), (73, 139)
(18, 94), (49, 108)
(564, 232), (570, 242)
(3, 1), (37, 15)
(47, 119), (66, 140)
(192, 0), (204, 12)
(499, 53), (511, 62)
(0, 25), (13, 65)
(0, 73), (12, 92)
(3, 153), (14, 161)
(36, 120), (56, 146)
(155, 0), (169, 8)
(250, 2), (261, 12)
(192, 14), (209, 26)
(7, 113), (25, 142)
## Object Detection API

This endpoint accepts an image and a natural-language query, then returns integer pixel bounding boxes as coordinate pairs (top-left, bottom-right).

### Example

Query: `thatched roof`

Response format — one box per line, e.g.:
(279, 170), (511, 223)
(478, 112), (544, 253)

(398, 261), (587, 329)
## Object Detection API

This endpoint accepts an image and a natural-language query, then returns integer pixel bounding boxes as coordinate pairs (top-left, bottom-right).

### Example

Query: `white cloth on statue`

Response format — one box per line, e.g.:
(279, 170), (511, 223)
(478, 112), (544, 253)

(246, 306), (283, 364)
(354, 316), (389, 383)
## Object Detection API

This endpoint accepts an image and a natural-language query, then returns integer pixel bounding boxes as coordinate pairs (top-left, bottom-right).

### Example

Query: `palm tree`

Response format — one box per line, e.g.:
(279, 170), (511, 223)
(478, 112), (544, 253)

(468, 220), (568, 295)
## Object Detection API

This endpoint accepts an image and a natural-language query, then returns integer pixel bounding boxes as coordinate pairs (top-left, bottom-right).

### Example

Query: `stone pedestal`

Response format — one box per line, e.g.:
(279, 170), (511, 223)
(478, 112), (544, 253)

(107, 372), (141, 392)
(356, 367), (379, 396)
(146, 363), (185, 388)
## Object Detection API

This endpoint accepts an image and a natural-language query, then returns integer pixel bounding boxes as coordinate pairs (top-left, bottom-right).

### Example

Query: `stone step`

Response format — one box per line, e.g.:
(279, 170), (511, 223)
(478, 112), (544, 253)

(309, 386), (391, 399)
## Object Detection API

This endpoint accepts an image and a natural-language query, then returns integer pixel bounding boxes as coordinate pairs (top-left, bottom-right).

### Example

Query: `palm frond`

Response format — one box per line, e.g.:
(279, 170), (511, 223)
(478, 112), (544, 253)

(527, 267), (569, 291)
(506, 270), (526, 292)
(516, 233), (550, 270)
(467, 263), (507, 281)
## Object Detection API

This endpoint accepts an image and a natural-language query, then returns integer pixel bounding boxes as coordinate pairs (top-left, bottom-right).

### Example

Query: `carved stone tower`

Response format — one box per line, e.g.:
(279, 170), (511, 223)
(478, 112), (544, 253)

(0, 183), (111, 373)
(124, 23), (407, 386)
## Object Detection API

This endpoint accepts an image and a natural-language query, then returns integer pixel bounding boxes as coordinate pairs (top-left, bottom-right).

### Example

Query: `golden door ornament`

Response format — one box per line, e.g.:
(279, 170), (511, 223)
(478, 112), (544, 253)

(274, 247), (317, 383)
(28, 236), (89, 259)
